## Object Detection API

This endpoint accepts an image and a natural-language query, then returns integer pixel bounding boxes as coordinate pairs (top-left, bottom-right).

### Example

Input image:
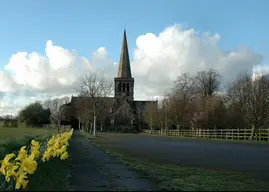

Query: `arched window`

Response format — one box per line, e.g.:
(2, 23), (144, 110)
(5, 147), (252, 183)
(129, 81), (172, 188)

(127, 83), (130, 92)
(118, 83), (121, 92)
(126, 83), (129, 96)
(123, 83), (126, 92)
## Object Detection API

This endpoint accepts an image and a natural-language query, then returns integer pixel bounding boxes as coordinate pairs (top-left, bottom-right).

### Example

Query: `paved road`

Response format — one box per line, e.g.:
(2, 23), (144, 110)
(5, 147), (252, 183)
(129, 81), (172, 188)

(69, 132), (158, 191)
(98, 132), (269, 180)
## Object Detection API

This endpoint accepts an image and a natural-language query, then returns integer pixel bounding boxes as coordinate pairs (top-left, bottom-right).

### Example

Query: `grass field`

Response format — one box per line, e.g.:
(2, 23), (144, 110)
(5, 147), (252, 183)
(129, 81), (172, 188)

(0, 127), (70, 191)
(83, 132), (269, 191)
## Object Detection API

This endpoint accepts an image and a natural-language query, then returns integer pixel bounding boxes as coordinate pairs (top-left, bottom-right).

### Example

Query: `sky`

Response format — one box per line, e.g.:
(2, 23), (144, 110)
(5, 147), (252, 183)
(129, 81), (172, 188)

(0, 0), (269, 115)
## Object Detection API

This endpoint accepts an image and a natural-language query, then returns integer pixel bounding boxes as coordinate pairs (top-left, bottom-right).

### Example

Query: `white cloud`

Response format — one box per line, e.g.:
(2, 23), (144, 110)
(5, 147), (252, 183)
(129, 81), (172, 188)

(132, 25), (262, 96)
(3, 40), (93, 94)
(0, 24), (265, 116)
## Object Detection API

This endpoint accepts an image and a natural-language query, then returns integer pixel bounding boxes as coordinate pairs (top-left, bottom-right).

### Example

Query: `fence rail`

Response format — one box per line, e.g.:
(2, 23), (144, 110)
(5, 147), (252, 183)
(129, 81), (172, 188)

(143, 128), (269, 141)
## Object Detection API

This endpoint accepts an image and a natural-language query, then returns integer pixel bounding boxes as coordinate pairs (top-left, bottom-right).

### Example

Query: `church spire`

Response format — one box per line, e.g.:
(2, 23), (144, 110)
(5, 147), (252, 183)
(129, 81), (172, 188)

(117, 29), (132, 78)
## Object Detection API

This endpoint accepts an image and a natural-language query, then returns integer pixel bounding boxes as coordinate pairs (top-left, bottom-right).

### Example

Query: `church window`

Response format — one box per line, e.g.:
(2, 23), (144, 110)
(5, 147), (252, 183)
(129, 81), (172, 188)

(127, 83), (130, 92)
(123, 83), (125, 92)
(118, 83), (121, 92)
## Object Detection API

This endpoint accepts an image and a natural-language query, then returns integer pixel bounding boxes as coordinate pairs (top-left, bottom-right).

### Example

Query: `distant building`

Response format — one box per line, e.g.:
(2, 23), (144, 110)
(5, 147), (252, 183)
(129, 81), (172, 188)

(60, 30), (157, 132)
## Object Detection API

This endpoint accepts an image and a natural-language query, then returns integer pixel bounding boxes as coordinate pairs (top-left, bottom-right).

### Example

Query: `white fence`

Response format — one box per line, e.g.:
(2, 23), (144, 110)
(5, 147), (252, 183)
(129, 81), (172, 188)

(143, 128), (269, 141)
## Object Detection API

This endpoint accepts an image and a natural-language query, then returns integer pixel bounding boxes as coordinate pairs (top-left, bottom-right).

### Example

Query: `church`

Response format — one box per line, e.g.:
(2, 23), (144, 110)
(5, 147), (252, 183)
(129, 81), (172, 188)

(60, 30), (157, 132)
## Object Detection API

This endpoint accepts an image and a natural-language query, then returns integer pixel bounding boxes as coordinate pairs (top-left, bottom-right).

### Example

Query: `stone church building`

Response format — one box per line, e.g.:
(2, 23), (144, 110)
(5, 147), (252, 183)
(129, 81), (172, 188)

(60, 30), (157, 132)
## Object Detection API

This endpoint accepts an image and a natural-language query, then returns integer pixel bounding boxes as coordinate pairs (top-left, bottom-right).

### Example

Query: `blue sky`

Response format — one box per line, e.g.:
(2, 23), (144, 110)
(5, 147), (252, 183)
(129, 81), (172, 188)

(0, 0), (268, 67)
(0, 0), (269, 115)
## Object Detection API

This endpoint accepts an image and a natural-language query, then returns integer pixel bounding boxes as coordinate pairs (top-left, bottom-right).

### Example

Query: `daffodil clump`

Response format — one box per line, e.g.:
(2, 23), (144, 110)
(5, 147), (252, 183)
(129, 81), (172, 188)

(0, 129), (73, 190)
(42, 129), (73, 162)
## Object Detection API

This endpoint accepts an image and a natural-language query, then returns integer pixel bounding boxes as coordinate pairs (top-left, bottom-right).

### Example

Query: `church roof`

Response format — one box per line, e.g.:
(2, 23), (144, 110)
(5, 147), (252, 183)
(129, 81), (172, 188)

(117, 30), (132, 78)
(71, 96), (114, 109)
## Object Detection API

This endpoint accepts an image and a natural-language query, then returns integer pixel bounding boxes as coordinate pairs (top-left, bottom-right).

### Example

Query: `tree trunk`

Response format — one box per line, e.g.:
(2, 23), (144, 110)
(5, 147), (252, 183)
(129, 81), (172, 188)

(93, 115), (97, 136)
(160, 122), (162, 135)
(78, 119), (81, 130)
(57, 121), (60, 134)
(101, 122), (103, 132)
(86, 121), (89, 133)
(176, 124), (180, 131)
(89, 122), (93, 134)
(138, 119), (141, 133)
(250, 124), (256, 140)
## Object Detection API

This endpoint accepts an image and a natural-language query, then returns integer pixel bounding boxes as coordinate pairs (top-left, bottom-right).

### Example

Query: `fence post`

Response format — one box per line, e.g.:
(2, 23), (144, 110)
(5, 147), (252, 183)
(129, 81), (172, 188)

(267, 128), (269, 141)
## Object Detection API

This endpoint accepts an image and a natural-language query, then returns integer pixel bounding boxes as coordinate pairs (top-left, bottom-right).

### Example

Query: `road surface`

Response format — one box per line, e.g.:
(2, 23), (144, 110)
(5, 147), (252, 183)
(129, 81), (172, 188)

(69, 132), (158, 191)
(98, 132), (269, 180)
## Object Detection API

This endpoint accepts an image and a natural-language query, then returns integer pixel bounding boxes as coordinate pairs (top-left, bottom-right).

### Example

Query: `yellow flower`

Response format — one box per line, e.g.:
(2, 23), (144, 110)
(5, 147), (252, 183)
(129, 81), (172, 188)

(0, 153), (16, 175)
(42, 148), (53, 162)
(0, 129), (73, 189)
(59, 145), (67, 153)
(15, 171), (29, 189)
(20, 157), (38, 174)
(15, 146), (28, 162)
(29, 149), (40, 160)
(60, 152), (69, 160)
(31, 140), (40, 151)
(5, 164), (19, 182)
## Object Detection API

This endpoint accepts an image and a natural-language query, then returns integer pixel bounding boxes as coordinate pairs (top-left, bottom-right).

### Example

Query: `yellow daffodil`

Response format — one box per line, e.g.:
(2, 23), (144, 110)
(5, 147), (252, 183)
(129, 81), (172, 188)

(5, 164), (19, 182)
(60, 152), (69, 160)
(19, 157), (37, 174)
(0, 153), (16, 175)
(0, 128), (74, 190)
(15, 146), (28, 162)
(15, 171), (29, 189)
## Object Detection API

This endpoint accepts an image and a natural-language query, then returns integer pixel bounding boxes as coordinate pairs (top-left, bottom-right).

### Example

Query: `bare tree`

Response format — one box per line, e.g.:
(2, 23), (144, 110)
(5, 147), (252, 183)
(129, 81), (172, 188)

(195, 69), (221, 97)
(133, 102), (145, 132)
(161, 99), (169, 133)
(167, 73), (196, 130)
(193, 69), (221, 127)
(152, 101), (168, 135)
(226, 72), (269, 139)
(43, 96), (70, 133)
(76, 71), (113, 136)
(144, 103), (159, 134)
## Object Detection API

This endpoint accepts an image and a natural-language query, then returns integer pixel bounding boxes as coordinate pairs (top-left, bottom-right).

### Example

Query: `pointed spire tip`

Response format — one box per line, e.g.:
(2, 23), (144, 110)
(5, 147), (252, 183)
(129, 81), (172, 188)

(117, 28), (132, 78)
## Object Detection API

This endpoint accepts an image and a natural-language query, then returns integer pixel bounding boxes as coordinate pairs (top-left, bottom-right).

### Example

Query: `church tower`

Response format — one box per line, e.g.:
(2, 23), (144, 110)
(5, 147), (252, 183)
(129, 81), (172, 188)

(114, 30), (134, 101)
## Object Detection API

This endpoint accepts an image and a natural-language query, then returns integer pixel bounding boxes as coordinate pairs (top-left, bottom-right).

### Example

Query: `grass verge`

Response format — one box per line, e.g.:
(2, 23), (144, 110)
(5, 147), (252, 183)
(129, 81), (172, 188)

(82, 132), (269, 191)
(0, 127), (70, 191)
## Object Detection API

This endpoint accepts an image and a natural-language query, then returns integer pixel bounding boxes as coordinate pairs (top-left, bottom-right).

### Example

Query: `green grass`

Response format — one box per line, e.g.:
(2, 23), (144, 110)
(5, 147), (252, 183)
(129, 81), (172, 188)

(26, 157), (70, 191)
(83, 132), (269, 191)
(0, 127), (70, 191)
